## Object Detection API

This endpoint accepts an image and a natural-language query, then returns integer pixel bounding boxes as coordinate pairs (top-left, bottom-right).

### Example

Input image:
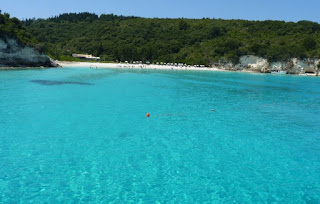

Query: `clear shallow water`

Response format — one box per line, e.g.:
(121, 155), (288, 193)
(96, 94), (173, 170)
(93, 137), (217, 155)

(0, 67), (320, 203)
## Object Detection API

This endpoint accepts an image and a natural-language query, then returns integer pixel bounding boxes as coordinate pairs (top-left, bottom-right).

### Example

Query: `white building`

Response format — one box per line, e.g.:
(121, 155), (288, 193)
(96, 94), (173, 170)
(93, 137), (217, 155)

(72, 54), (100, 60)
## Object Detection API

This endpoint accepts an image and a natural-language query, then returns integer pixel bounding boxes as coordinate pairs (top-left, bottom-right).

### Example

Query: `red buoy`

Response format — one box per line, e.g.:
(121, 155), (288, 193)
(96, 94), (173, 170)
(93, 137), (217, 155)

(146, 113), (150, 117)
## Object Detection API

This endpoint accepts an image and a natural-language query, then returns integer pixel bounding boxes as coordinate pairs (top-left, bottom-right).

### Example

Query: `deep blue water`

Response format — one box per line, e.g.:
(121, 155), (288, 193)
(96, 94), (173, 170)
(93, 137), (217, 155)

(0, 67), (320, 203)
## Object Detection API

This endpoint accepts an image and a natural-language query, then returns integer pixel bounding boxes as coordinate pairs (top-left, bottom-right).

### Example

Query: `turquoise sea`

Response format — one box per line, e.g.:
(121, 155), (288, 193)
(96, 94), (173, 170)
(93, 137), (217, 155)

(0, 67), (320, 203)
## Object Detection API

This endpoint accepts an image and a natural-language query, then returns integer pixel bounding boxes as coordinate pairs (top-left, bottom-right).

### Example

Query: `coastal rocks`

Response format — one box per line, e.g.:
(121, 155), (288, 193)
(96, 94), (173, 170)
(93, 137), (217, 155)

(238, 55), (269, 72)
(270, 58), (319, 74)
(269, 61), (287, 72)
(0, 36), (52, 68)
(50, 59), (62, 67)
(223, 55), (319, 75)
(289, 58), (319, 74)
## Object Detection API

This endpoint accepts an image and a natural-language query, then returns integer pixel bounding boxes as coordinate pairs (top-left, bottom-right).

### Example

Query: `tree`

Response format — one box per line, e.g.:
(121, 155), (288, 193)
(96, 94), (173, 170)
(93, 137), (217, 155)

(302, 36), (316, 51)
(178, 20), (189, 30)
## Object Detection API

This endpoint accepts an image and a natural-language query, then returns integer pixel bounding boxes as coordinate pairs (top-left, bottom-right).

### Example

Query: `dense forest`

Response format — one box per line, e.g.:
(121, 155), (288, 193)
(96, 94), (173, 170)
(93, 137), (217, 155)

(24, 12), (320, 65)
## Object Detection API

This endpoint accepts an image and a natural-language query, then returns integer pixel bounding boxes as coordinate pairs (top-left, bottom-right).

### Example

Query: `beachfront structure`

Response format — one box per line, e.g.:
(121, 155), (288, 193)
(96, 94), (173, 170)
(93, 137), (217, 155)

(72, 54), (100, 60)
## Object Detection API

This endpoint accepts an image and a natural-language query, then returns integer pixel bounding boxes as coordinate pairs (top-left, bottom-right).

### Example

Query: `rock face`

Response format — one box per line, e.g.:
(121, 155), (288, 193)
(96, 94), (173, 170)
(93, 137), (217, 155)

(0, 37), (52, 67)
(238, 55), (269, 72)
(217, 55), (319, 75)
(288, 58), (319, 74)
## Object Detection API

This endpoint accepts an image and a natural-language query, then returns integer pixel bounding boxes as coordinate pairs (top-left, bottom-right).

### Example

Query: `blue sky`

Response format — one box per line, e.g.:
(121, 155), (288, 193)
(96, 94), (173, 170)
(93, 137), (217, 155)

(2, 0), (319, 22)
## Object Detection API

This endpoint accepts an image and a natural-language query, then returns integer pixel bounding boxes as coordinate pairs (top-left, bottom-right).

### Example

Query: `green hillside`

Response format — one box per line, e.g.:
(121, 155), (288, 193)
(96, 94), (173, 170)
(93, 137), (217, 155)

(0, 11), (51, 67)
(25, 12), (320, 65)
(0, 10), (36, 45)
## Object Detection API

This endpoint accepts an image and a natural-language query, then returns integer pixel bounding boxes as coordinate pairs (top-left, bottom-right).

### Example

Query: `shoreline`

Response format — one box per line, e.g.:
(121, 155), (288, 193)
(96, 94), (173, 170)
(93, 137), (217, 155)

(56, 61), (319, 76)
(57, 61), (234, 72)
(1, 61), (318, 77)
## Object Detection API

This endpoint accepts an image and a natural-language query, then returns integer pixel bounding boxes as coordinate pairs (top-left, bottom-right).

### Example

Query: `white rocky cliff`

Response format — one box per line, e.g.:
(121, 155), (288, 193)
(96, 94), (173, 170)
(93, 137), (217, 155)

(227, 55), (320, 75)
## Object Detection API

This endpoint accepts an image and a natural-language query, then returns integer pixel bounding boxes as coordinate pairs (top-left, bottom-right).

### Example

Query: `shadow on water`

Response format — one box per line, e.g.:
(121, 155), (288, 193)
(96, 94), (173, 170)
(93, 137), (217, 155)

(30, 80), (94, 86)
(67, 70), (123, 81)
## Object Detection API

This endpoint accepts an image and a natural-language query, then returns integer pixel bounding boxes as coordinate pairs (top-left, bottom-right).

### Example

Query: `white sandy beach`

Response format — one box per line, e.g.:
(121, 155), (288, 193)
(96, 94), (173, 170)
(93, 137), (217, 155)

(56, 61), (226, 72)
(55, 61), (319, 76)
